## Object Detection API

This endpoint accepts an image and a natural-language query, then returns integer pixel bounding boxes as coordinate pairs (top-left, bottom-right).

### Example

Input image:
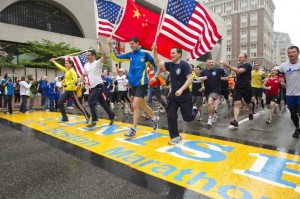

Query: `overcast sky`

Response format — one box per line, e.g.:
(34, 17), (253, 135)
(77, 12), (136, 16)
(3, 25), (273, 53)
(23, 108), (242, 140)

(273, 0), (299, 46)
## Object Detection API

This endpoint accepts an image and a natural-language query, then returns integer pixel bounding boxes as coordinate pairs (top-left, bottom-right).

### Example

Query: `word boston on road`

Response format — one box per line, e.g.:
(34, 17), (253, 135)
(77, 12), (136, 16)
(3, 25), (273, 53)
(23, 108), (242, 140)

(1, 111), (300, 199)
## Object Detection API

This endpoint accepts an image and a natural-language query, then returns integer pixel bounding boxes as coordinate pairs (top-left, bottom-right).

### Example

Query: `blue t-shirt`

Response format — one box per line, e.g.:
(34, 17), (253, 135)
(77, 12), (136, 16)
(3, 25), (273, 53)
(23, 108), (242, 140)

(235, 63), (252, 88)
(111, 48), (157, 87)
(102, 75), (113, 92)
(165, 60), (192, 95)
(200, 68), (225, 95)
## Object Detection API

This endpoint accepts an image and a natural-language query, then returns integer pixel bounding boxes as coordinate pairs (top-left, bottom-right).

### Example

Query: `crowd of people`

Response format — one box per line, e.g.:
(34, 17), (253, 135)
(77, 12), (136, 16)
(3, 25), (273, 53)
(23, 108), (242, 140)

(0, 38), (299, 143)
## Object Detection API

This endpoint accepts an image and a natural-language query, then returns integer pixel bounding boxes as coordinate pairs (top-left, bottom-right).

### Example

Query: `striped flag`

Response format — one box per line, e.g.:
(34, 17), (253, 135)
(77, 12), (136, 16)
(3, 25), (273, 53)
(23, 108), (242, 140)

(64, 53), (90, 86)
(95, 0), (125, 41)
(157, 0), (222, 60)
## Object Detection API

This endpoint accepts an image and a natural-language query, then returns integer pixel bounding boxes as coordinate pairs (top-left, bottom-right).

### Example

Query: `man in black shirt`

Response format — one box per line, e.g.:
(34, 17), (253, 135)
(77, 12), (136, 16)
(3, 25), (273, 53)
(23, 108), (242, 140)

(153, 44), (197, 145)
(200, 59), (225, 126)
(223, 54), (253, 127)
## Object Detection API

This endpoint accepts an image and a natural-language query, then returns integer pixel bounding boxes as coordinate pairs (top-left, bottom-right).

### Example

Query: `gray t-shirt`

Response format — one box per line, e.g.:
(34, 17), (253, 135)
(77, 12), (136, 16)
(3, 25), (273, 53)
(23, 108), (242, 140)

(279, 60), (300, 96)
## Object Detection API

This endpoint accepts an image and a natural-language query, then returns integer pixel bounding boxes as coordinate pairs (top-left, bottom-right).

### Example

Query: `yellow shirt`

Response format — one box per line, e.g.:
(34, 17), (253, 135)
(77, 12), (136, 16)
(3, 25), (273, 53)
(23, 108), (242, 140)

(251, 70), (264, 88)
(54, 62), (78, 91)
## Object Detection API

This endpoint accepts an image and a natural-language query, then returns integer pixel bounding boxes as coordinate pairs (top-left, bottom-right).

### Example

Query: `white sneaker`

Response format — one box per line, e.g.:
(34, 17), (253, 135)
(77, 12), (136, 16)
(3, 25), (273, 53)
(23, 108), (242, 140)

(110, 102), (114, 110)
(212, 113), (218, 123)
(168, 136), (182, 145)
(207, 116), (213, 126)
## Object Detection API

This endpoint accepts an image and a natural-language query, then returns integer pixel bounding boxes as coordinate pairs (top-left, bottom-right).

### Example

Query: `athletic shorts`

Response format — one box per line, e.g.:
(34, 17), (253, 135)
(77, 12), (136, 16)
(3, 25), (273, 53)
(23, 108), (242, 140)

(192, 95), (203, 107)
(286, 95), (300, 110)
(233, 87), (252, 104)
(252, 87), (263, 98)
(266, 94), (278, 105)
(206, 92), (220, 100)
(221, 88), (230, 100)
(161, 87), (170, 97)
(131, 85), (148, 98)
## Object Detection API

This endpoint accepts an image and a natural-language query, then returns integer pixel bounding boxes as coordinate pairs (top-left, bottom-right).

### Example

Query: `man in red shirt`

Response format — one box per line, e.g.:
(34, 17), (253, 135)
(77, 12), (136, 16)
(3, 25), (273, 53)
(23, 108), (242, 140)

(263, 67), (285, 124)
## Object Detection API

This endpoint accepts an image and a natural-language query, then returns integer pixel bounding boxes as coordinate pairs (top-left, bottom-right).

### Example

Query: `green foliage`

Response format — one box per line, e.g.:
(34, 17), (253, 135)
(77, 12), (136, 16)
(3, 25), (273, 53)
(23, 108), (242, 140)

(18, 39), (81, 68)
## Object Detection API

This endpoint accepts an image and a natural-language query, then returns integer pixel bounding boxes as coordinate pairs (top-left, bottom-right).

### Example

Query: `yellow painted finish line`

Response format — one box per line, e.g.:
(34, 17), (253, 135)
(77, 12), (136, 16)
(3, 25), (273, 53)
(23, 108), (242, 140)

(1, 111), (300, 199)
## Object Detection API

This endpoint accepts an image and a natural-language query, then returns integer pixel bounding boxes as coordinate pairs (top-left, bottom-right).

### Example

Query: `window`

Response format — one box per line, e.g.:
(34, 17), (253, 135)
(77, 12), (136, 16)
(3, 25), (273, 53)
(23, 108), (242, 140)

(227, 55), (231, 60)
(240, 14), (248, 28)
(241, 38), (247, 43)
(227, 47), (231, 52)
(241, 45), (247, 50)
(0, 1), (83, 37)
(251, 44), (257, 49)
(227, 33), (232, 39)
(250, 29), (257, 42)
(251, 52), (257, 57)
(250, 12), (258, 26)
(227, 40), (232, 45)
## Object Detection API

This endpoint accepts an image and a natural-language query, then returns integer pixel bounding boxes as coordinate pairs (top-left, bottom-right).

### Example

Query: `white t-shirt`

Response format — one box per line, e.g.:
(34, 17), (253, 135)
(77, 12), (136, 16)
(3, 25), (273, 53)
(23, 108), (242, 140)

(115, 75), (128, 91)
(83, 60), (103, 88)
(279, 60), (300, 96)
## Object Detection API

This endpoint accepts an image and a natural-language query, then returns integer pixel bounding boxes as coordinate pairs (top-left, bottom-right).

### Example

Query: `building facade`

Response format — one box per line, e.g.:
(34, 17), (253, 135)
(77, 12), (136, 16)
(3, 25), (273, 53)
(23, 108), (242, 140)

(0, 0), (226, 80)
(203, 0), (275, 69)
(273, 32), (292, 65)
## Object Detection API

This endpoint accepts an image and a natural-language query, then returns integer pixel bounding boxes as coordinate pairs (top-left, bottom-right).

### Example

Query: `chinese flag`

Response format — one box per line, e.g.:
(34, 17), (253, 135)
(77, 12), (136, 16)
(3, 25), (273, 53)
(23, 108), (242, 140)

(114, 0), (159, 51)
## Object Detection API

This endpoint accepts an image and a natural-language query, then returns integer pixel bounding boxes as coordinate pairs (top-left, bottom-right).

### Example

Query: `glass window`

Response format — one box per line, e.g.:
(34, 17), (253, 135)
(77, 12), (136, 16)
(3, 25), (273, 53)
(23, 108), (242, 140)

(0, 1), (83, 37)
(240, 14), (248, 28)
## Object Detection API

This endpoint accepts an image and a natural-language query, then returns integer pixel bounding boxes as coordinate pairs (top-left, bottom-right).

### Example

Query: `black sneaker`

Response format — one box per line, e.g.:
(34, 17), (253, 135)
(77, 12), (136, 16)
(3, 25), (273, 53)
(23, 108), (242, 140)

(249, 113), (253, 120)
(61, 117), (68, 122)
(292, 129), (300, 138)
(87, 121), (96, 128)
(230, 119), (239, 127)
(109, 117), (115, 125)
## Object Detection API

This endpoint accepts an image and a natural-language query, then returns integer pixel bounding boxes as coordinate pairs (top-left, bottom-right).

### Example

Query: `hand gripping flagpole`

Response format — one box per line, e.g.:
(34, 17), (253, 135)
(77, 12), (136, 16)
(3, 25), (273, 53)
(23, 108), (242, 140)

(153, 0), (168, 45)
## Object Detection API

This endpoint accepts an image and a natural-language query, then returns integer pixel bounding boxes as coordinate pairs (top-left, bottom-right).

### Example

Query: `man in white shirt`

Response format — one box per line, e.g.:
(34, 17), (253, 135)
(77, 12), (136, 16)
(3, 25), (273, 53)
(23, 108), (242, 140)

(279, 46), (300, 138)
(82, 40), (115, 128)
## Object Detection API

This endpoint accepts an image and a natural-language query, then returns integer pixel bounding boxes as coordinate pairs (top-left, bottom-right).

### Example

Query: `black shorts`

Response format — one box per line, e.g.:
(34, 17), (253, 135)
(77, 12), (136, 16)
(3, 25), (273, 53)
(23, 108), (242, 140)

(266, 94), (278, 105)
(221, 88), (229, 100)
(131, 85), (148, 98)
(233, 87), (252, 104)
(252, 87), (263, 98)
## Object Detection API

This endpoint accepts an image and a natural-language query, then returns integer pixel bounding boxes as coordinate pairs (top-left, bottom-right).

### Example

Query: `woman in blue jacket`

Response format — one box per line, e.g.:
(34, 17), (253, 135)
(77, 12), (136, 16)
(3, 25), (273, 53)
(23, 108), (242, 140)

(1, 73), (14, 114)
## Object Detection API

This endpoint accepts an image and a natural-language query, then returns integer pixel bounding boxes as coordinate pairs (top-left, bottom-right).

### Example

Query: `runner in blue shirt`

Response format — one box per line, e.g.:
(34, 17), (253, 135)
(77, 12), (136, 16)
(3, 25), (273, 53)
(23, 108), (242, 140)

(109, 37), (159, 137)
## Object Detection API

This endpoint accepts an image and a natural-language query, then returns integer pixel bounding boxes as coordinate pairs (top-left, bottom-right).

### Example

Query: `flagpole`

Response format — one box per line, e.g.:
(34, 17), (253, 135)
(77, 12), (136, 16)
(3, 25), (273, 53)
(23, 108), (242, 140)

(153, 0), (168, 44)
(109, 0), (127, 40)
(53, 49), (92, 60)
(94, 0), (101, 50)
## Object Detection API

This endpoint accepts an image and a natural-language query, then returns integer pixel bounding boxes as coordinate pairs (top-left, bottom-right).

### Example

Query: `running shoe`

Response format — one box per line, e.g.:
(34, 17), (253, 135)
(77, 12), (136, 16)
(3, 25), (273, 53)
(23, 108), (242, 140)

(87, 121), (96, 128)
(109, 117), (115, 125)
(249, 113), (254, 120)
(230, 119), (239, 127)
(168, 136), (182, 145)
(207, 116), (213, 126)
(125, 128), (136, 137)
(266, 117), (272, 124)
(292, 129), (300, 138)
(153, 116), (159, 130)
(212, 113), (218, 124)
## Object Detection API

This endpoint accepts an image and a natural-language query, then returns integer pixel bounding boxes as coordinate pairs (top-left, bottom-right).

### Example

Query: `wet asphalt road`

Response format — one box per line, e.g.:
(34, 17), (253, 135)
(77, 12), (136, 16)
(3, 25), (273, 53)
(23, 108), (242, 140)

(0, 100), (298, 198)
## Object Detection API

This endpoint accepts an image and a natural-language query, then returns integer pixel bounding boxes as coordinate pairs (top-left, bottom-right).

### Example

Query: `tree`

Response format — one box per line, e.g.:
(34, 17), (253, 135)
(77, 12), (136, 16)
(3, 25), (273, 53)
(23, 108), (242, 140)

(18, 39), (81, 68)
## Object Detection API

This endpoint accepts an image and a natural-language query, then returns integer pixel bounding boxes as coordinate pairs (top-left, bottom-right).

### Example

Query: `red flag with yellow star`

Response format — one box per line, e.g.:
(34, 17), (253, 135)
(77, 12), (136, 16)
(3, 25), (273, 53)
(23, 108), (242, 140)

(114, 0), (160, 50)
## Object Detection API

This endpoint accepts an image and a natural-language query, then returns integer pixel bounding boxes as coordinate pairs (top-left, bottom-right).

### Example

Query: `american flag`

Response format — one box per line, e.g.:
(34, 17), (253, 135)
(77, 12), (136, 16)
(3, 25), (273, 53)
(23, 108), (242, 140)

(96, 0), (125, 41)
(64, 53), (90, 85)
(159, 0), (221, 59)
